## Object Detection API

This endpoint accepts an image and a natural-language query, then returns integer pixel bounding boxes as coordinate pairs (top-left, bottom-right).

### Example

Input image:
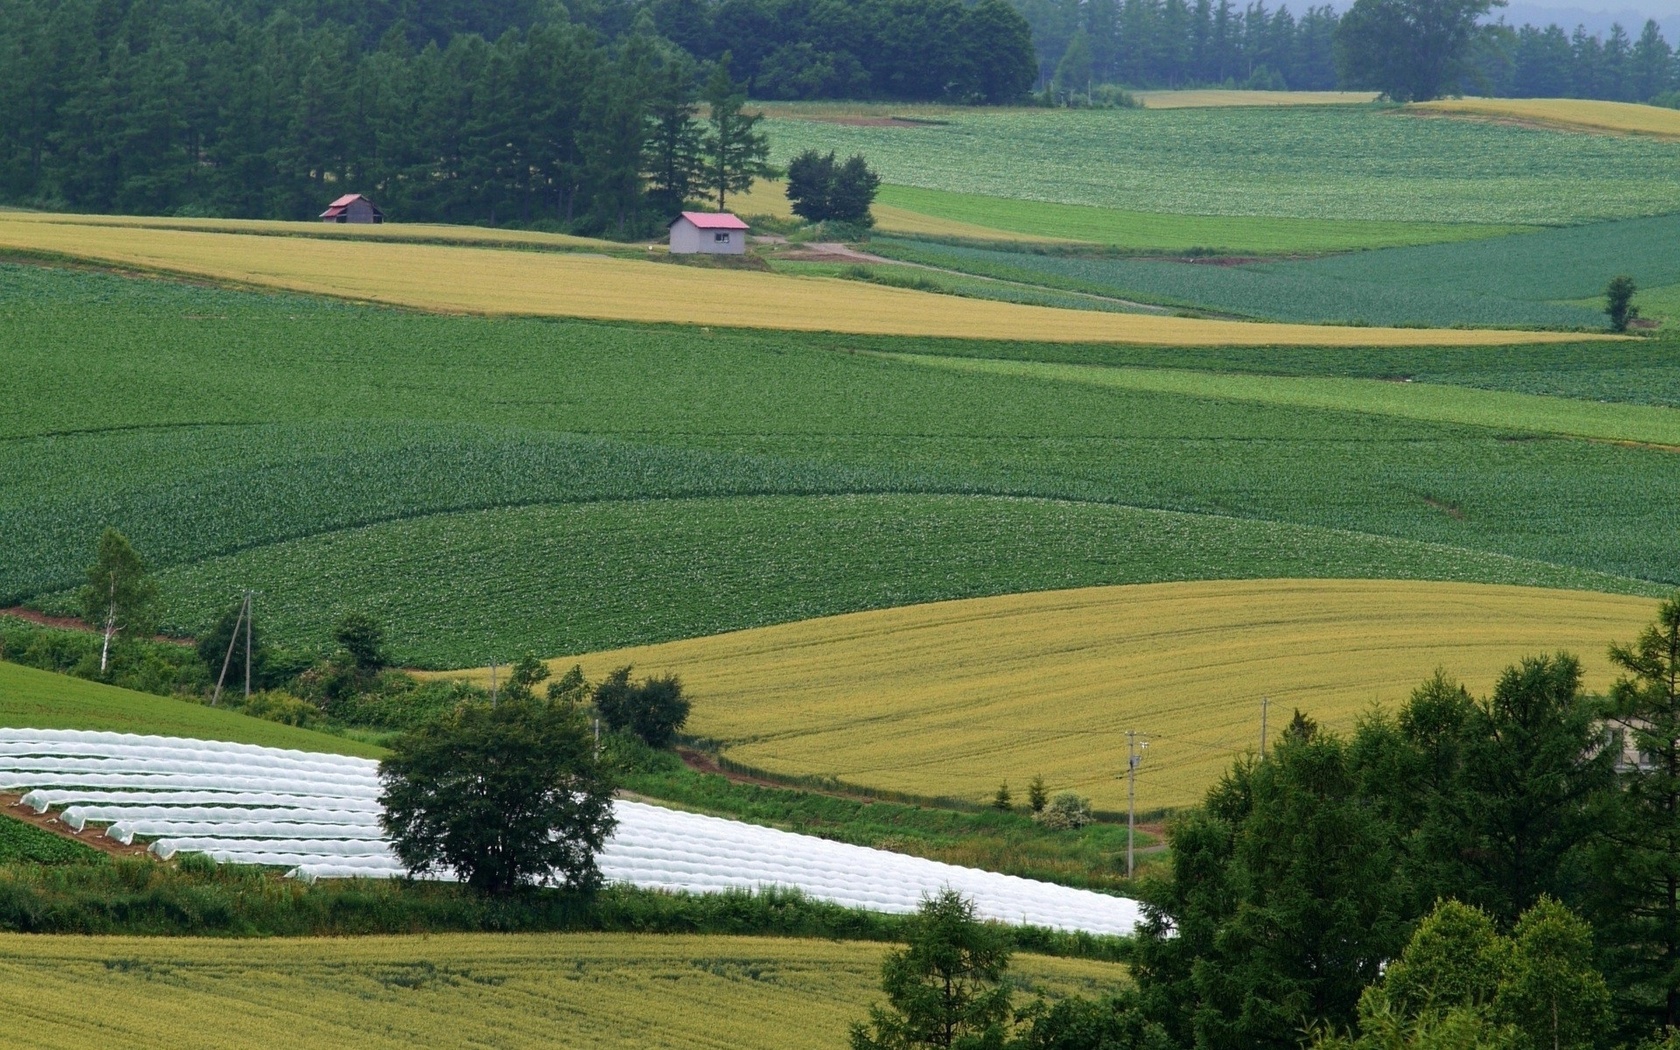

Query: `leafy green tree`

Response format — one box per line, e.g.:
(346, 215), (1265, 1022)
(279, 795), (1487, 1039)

(196, 599), (272, 690)
(78, 527), (158, 673)
(961, 0), (1040, 104)
(333, 612), (389, 674)
(501, 653), (550, 703)
(546, 663), (590, 707)
(1052, 29), (1095, 102)
(1132, 731), (1410, 1050)
(786, 149), (838, 221)
(379, 695), (617, 894)
(852, 890), (1014, 1049)
(1606, 276), (1638, 332)
(1333, 0), (1503, 102)
(592, 665), (691, 748)
(829, 155), (882, 226)
(1493, 898), (1612, 1050)
(1381, 900), (1508, 1019)
(1008, 990), (1176, 1050)
(699, 57), (771, 211)
(1600, 595), (1680, 1029)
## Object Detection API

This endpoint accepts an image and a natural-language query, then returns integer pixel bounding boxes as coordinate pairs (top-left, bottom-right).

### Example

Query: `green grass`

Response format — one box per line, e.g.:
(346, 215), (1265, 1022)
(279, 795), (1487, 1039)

(874, 185), (1528, 253)
(767, 107), (1680, 225)
(0, 661), (383, 757)
(6, 264), (1680, 666)
(882, 355), (1680, 447)
(766, 258), (1153, 313)
(870, 238), (1602, 329)
(0, 815), (100, 864)
(129, 496), (1656, 667)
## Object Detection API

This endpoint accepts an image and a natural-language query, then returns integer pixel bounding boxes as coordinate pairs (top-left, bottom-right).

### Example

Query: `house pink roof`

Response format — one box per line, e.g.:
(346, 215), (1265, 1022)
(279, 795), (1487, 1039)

(327, 193), (364, 207)
(674, 211), (749, 230)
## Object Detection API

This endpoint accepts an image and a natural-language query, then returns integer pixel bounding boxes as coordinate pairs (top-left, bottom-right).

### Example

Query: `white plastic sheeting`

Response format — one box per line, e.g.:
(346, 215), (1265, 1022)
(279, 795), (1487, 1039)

(0, 729), (1141, 936)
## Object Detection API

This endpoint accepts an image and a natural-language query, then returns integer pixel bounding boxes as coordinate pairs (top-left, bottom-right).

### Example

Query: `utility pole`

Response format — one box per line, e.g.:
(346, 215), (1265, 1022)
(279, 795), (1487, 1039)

(489, 660), (499, 706)
(211, 591), (251, 707)
(1260, 696), (1270, 758)
(243, 590), (253, 702)
(1126, 730), (1149, 879)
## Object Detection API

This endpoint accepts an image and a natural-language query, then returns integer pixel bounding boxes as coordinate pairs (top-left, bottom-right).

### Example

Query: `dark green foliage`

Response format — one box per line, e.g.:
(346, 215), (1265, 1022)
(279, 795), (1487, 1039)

(333, 612), (389, 675)
(642, 59), (705, 217)
(852, 889), (1015, 1050)
(786, 150), (878, 224)
(592, 666), (690, 748)
(1607, 276), (1639, 333)
(1009, 992), (1175, 1050)
(1027, 776), (1049, 815)
(957, 0), (1039, 104)
(196, 599), (274, 692)
(501, 653), (551, 702)
(1598, 595), (1680, 1030)
(1131, 732), (1411, 1050)
(0, 616), (208, 698)
(1334, 0), (1502, 102)
(379, 697), (617, 894)
(0, 815), (102, 865)
(699, 60), (772, 212)
(992, 783), (1013, 811)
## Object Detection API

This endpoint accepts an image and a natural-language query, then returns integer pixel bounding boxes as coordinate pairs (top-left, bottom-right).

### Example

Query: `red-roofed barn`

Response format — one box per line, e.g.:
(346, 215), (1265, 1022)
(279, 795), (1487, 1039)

(320, 194), (384, 224)
(669, 211), (748, 255)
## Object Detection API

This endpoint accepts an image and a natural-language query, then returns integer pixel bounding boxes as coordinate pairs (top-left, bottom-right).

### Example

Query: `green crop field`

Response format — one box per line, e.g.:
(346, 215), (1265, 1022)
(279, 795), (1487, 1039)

(3, 263), (1679, 666)
(870, 185), (1525, 253)
(871, 213), (1680, 329)
(766, 107), (1680, 226)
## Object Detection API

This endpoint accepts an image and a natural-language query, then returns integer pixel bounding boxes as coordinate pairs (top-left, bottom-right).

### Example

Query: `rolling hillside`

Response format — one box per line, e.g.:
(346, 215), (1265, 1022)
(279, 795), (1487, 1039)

(519, 580), (1659, 812)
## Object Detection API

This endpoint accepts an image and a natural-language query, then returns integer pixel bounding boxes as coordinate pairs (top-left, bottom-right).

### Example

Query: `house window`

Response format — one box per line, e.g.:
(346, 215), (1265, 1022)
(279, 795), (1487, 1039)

(714, 232), (730, 243)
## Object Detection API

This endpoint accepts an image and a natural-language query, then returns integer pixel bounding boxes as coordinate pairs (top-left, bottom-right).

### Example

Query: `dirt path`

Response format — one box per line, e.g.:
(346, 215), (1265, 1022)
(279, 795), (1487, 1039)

(2, 794), (152, 859)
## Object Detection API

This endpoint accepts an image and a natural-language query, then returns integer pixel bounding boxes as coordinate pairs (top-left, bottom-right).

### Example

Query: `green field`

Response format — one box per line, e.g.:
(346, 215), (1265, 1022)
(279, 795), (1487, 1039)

(4, 263), (1680, 666)
(870, 213), (1680, 329)
(871, 185), (1525, 253)
(767, 107), (1680, 226)
(0, 661), (381, 757)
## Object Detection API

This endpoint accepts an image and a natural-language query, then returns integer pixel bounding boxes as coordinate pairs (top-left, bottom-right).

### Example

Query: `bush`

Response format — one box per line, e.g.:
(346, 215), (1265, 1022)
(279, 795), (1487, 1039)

(592, 666), (691, 748)
(785, 150), (881, 226)
(1034, 793), (1093, 830)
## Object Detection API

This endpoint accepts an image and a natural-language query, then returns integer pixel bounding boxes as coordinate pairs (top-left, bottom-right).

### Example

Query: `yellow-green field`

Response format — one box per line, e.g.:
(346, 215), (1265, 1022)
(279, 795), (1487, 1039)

(732, 179), (1073, 244)
(0, 215), (1606, 346)
(1135, 89), (1380, 108)
(1410, 97), (1680, 139)
(502, 580), (1656, 813)
(0, 932), (1125, 1050)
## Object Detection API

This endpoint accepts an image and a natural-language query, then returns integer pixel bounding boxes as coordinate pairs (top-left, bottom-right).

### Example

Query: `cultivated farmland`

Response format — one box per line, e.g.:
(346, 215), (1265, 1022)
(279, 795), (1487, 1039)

(1410, 97), (1680, 139)
(538, 580), (1659, 812)
(0, 215), (1577, 346)
(3, 264), (1677, 666)
(0, 933), (1127, 1050)
(764, 106), (1680, 225)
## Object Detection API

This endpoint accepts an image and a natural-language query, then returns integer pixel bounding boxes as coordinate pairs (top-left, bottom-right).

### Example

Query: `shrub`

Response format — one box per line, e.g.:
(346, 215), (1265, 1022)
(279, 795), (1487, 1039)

(1035, 793), (1093, 830)
(592, 666), (691, 748)
(1605, 274), (1638, 332)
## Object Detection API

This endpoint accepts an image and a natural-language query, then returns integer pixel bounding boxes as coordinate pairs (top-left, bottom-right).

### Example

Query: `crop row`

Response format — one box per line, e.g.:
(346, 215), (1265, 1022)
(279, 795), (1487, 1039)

(765, 107), (1680, 225)
(142, 494), (1655, 668)
(872, 239), (1602, 329)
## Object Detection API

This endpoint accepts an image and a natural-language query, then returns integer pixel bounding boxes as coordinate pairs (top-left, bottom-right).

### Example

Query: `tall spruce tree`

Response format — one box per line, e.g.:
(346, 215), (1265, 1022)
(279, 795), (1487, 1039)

(698, 57), (770, 212)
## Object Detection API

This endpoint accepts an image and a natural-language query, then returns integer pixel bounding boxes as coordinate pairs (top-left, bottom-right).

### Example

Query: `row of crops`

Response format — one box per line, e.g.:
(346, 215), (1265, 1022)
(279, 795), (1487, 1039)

(873, 212), (1680, 330)
(0, 729), (1141, 934)
(766, 107), (1680, 226)
(5, 264), (1679, 665)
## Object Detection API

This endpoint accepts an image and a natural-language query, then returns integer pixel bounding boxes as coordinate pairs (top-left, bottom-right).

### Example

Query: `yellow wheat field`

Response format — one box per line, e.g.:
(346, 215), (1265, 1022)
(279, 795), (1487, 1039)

(1136, 89), (1380, 108)
(0, 215), (1599, 346)
(529, 580), (1658, 813)
(1411, 97), (1680, 139)
(0, 209), (623, 251)
(0, 932), (1125, 1050)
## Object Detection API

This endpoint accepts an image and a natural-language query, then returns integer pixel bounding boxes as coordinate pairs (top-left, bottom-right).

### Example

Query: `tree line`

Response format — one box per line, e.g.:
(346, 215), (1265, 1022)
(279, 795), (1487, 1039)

(1017, 0), (1680, 103)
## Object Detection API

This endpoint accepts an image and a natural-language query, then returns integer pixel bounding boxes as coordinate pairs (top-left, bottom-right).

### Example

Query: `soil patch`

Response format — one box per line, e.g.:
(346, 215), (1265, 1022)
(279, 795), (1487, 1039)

(1, 794), (153, 859)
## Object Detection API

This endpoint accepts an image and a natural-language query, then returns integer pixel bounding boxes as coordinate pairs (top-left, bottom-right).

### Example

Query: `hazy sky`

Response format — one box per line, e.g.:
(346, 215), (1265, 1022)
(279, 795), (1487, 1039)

(1493, 1), (1680, 38)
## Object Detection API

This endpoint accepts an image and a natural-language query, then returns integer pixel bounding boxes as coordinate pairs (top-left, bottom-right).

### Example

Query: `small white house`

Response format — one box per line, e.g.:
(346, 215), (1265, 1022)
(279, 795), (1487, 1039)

(669, 211), (749, 255)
